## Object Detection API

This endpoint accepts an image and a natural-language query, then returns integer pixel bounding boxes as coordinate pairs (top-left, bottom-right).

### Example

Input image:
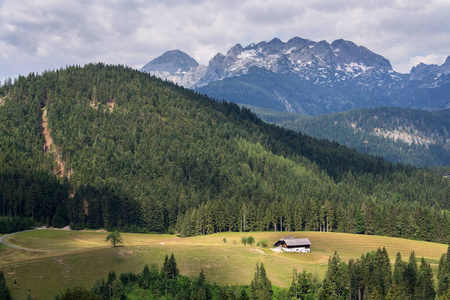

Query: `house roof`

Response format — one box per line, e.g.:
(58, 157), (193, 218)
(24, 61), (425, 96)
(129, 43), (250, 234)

(283, 238), (311, 247)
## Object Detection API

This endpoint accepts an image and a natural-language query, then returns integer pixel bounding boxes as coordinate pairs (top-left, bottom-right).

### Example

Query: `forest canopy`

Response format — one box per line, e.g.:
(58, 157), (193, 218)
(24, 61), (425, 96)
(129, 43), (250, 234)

(0, 64), (449, 242)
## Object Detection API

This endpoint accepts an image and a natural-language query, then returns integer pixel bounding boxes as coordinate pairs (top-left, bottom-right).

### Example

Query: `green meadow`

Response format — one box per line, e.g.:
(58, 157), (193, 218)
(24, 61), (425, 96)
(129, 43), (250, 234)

(0, 230), (447, 300)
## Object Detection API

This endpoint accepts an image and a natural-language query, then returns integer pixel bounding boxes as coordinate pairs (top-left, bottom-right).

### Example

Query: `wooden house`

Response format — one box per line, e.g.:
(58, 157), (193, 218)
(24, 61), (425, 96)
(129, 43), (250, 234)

(273, 236), (311, 253)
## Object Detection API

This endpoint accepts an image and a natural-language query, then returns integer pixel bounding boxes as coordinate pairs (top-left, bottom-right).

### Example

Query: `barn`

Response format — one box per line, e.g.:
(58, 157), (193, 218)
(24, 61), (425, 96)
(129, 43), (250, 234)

(273, 236), (311, 253)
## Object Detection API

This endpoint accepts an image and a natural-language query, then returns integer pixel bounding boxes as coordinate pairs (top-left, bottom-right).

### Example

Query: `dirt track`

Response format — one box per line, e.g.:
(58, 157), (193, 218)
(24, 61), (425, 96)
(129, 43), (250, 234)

(41, 108), (66, 177)
(0, 229), (82, 252)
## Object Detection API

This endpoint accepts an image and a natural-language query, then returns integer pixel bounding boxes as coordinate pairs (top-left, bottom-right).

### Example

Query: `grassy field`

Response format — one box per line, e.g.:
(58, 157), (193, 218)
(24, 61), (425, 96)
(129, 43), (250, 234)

(0, 230), (448, 299)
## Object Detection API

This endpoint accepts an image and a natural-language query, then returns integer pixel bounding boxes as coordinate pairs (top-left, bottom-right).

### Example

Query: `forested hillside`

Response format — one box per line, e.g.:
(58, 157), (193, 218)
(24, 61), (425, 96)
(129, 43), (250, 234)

(0, 64), (449, 242)
(278, 107), (450, 167)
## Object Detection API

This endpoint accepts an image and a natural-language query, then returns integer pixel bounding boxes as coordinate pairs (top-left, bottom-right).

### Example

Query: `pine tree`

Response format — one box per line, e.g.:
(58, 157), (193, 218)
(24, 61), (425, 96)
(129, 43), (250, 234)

(141, 265), (150, 290)
(393, 252), (406, 290)
(317, 277), (337, 300)
(375, 247), (391, 297)
(438, 245), (450, 296)
(385, 283), (407, 300)
(193, 269), (211, 300)
(348, 258), (364, 300)
(0, 271), (12, 300)
(168, 253), (179, 279)
(404, 251), (418, 298)
(250, 263), (272, 300)
(325, 251), (349, 298)
(162, 254), (169, 278)
(289, 269), (301, 299)
(415, 257), (435, 300)
(162, 253), (179, 280)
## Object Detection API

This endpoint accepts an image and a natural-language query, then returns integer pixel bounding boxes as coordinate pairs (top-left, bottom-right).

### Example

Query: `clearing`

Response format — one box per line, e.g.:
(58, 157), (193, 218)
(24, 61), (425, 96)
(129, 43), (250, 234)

(0, 230), (447, 300)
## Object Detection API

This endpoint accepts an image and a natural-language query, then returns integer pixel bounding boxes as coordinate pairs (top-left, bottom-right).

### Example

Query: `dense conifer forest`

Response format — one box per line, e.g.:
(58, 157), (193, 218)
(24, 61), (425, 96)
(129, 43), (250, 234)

(245, 104), (450, 167)
(279, 107), (450, 167)
(0, 64), (449, 242)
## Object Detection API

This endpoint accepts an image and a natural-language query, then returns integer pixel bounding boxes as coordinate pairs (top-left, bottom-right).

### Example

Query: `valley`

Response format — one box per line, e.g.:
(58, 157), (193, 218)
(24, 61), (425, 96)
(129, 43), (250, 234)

(0, 229), (447, 299)
(0, 63), (449, 299)
(2, 1), (450, 299)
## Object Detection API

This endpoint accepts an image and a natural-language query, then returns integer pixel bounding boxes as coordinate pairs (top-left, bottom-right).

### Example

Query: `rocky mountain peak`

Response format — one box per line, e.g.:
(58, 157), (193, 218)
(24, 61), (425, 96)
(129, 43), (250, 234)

(442, 56), (450, 72)
(444, 56), (450, 66)
(141, 50), (198, 73)
(286, 37), (313, 49)
(226, 44), (244, 57)
(410, 56), (450, 81)
(140, 37), (445, 98)
(139, 37), (450, 116)
(266, 38), (285, 53)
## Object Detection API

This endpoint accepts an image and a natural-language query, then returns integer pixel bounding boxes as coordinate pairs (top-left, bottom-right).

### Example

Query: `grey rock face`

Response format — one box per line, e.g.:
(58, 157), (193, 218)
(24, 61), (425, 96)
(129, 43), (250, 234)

(141, 37), (400, 89)
(140, 38), (450, 114)
(409, 56), (450, 88)
(141, 50), (198, 73)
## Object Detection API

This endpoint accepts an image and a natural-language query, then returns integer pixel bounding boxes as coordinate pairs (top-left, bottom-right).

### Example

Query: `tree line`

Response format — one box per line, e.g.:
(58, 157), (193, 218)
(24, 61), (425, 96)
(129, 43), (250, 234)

(176, 197), (450, 244)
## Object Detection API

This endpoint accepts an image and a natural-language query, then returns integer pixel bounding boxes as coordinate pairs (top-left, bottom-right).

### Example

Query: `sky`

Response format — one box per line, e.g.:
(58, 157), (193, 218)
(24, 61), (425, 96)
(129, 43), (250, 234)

(1, 0), (450, 82)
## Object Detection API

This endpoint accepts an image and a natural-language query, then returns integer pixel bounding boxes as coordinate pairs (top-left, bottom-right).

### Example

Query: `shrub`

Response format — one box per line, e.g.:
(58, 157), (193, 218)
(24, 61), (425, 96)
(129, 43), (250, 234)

(257, 239), (269, 248)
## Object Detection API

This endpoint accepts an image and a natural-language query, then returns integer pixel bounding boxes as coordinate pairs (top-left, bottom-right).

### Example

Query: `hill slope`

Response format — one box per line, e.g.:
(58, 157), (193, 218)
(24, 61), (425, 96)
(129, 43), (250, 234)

(1, 230), (448, 299)
(256, 107), (450, 167)
(0, 64), (449, 242)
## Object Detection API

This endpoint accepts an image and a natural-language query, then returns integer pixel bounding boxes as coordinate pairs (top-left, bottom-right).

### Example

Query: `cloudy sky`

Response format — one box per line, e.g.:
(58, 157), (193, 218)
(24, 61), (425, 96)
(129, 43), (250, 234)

(1, 0), (450, 82)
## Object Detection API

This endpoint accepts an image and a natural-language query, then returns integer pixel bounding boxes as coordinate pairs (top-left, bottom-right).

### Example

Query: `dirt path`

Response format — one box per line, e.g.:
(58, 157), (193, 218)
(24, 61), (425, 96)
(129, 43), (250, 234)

(42, 108), (66, 177)
(0, 229), (82, 252)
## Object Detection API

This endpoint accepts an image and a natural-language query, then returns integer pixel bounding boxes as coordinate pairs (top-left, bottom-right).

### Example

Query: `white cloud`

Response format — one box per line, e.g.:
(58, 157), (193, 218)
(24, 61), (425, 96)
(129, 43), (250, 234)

(0, 0), (450, 80)
(410, 54), (448, 67)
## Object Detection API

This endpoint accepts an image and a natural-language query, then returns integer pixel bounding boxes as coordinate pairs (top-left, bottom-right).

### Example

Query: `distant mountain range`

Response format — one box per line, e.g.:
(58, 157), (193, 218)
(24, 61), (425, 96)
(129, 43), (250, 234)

(248, 105), (450, 167)
(141, 37), (450, 115)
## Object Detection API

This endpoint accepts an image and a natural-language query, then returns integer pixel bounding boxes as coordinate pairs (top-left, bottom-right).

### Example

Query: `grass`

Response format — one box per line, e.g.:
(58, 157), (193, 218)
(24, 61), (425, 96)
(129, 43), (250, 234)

(0, 230), (448, 300)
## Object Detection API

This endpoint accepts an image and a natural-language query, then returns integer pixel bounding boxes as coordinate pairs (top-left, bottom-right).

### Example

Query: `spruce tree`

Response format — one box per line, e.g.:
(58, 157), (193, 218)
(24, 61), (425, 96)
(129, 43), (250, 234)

(141, 265), (150, 290)
(168, 253), (179, 279)
(325, 251), (349, 298)
(162, 253), (179, 280)
(438, 245), (450, 296)
(415, 257), (435, 300)
(250, 263), (272, 300)
(375, 247), (391, 297)
(403, 251), (418, 298)
(162, 254), (169, 278)
(0, 271), (12, 300)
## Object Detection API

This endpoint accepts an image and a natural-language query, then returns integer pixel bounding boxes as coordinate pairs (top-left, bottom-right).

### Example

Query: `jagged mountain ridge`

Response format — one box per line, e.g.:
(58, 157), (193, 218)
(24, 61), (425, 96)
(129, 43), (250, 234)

(141, 37), (450, 115)
(409, 56), (450, 86)
(142, 37), (400, 89)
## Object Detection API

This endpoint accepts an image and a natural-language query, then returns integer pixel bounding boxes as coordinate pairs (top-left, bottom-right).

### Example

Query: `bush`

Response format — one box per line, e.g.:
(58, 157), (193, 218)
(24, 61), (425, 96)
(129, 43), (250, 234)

(69, 222), (85, 231)
(257, 239), (269, 248)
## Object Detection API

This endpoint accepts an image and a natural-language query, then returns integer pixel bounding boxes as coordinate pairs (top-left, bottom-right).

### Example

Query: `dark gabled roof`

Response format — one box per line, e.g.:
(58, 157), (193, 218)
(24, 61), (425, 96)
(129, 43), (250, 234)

(283, 238), (311, 247)
(280, 238), (311, 247)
